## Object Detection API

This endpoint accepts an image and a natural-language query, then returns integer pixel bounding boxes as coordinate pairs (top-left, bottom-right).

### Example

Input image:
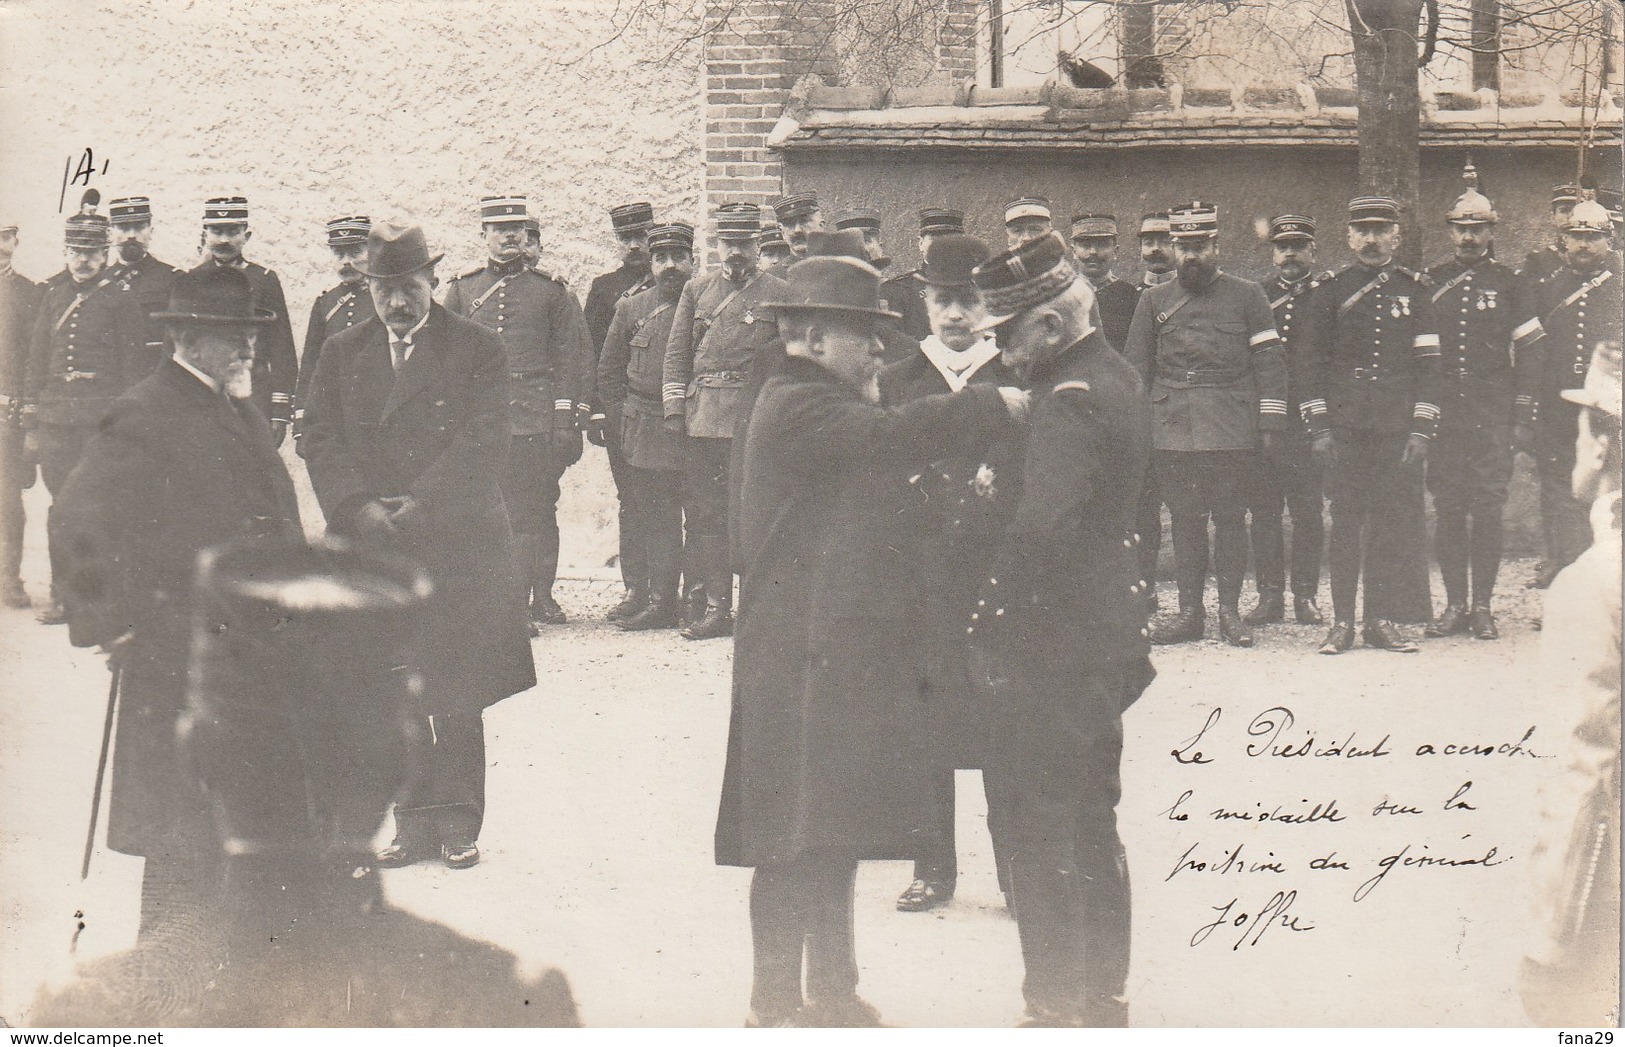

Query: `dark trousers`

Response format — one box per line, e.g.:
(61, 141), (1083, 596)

(138, 854), (222, 943)
(985, 702), (1130, 1021)
(623, 465), (683, 599)
(0, 425), (33, 583)
(1132, 469), (1162, 591)
(503, 433), (569, 596)
(1156, 450), (1257, 610)
(912, 768), (1012, 897)
(683, 436), (732, 611)
(394, 711), (486, 845)
(37, 424), (94, 598)
(1536, 451), (1592, 578)
(1248, 438), (1324, 599)
(1428, 422), (1513, 607)
(1325, 429), (1428, 624)
(604, 418), (646, 594)
(748, 851), (860, 1019)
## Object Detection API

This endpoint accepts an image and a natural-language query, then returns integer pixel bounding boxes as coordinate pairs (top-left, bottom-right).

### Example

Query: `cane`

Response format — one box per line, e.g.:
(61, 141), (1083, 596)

(80, 664), (122, 881)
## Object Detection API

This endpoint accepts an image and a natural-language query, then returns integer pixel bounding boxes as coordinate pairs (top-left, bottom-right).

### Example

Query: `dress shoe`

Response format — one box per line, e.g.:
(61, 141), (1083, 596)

(680, 605), (733, 640)
(442, 839), (481, 869)
(1216, 606), (1254, 647)
(744, 1010), (798, 1029)
(1363, 619), (1418, 653)
(1424, 604), (1469, 637)
(796, 996), (884, 1028)
(1150, 608), (1203, 645)
(895, 878), (953, 912)
(36, 600), (67, 626)
(619, 595), (680, 631)
(682, 586), (707, 625)
(1243, 589), (1284, 625)
(530, 593), (568, 626)
(605, 588), (647, 622)
(1469, 606), (1499, 640)
(1318, 620), (1355, 655)
(1, 578), (29, 609)
(1294, 595), (1326, 625)
(1018, 1006), (1082, 1028)
(375, 835), (433, 868)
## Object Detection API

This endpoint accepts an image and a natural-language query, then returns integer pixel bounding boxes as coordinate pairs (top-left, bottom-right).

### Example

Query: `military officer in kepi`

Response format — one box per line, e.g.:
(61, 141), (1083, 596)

(759, 223), (794, 274)
(661, 202), (788, 640)
(106, 196), (180, 369)
(0, 218), (43, 610)
(193, 197), (299, 443)
(878, 232), (1017, 915)
(1069, 213), (1141, 353)
(596, 222), (697, 632)
(1515, 196), (1623, 588)
(1124, 202), (1288, 648)
(293, 216), (375, 458)
(1005, 197), (1055, 251)
(1130, 213), (1176, 611)
(583, 202), (657, 622)
(880, 207), (962, 342)
(968, 232), (1154, 1027)
(1246, 214), (1331, 627)
(20, 200), (151, 625)
(1298, 196), (1443, 654)
(1422, 164), (1540, 640)
(773, 191), (824, 261)
(443, 195), (594, 628)
(1520, 183), (1584, 283)
(1136, 213), (1177, 291)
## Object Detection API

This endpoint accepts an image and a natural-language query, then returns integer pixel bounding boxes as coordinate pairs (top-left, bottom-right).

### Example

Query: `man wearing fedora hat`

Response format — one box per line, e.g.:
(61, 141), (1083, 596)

(303, 221), (537, 871)
(0, 218), (43, 610)
(877, 231), (1018, 915)
(1515, 197), (1622, 589)
(717, 250), (1027, 1027)
(21, 202), (151, 624)
(584, 202), (657, 621)
(50, 265), (303, 937)
(293, 216), (376, 458)
(1422, 167), (1541, 640)
(192, 197), (298, 444)
(444, 195), (595, 628)
(968, 231), (1153, 1028)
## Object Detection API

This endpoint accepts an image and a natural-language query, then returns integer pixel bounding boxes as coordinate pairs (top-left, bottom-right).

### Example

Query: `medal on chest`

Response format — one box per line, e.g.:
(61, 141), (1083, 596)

(1390, 295), (1411, 318)
(972, 463), (998, 501)
(1476, 289), (1497, 311)
(742, 310), (756, 325)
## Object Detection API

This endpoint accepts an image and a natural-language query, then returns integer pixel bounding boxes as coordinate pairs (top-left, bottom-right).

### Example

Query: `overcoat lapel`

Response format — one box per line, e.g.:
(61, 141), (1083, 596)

(381, 309), (447, 422)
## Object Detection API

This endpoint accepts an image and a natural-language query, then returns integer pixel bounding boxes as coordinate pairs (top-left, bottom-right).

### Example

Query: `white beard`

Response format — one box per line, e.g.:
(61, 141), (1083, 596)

(224, 360), (254, 400)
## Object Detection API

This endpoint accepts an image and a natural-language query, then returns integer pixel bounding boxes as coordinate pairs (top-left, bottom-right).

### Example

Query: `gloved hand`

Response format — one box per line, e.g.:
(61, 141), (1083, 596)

(585, 412), (608, 448)
(1310, 431), (1334, 469)
(1400, 434), (1430, 467)
(271, 419), (288, 448)
(553, 426), (584, 467)
(22, 429), (41, 458)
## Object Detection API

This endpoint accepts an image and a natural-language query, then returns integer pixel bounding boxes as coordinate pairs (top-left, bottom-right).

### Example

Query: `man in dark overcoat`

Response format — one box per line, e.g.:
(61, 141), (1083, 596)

(50, 265), (302, 937)
(968, 232), (1155, 1027)
(717, 253), (1025, 1027)
(106, 196), (181, 368)
(0, 219), (43, 609)
(303, 221), (536, 871)
(877, 232), (1016, 915)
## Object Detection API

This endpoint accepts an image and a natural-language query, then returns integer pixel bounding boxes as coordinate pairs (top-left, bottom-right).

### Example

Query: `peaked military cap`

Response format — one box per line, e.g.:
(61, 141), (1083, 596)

(714, 202), (761, 241)
(918, 207), (965, 236)
(1169, 202), (1219, 240)
(971, 231), (1078, 327)
(610, 201), (655, 233)
(1138, 213), (1171, 236)
(759, 223), (789, 250)
(64, 213), (110, 248)
(1069, 213), (1118, 239)
(325, 216), (371, 247)
(832, 207), (882, 232)
(804, 229), (867, 260)
(1348, 196), (1402, 225)
(1004, 197), (1052, 224)
(773, 192), (820, 223)
(203, 197), (250, 226)
(1268, 214), (1316, 241)
(108, 197), (153, 226)
(920, 233), (991, 287)
(1551, 183), (1584, 206)
(646, 222), (695, 252)
(479, 195), (527, 224)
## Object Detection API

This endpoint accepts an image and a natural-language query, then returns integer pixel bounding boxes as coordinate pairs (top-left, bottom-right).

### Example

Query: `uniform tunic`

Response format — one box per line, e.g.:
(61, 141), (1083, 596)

(1, 266), (43, 581)
(662, 268), (787, 439)
(1091, 272), (1142, 353)
(599, 284), (685, 472)
(190, 259), (298, 428)
(110, 255), (180, 367)
(294, 279), (375, 457)
(880, 268), (931, 342)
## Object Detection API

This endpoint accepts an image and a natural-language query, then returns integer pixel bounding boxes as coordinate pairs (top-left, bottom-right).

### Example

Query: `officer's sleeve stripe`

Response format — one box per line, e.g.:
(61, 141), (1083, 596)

(1259, 398), (1288, 414)
(1053, 380), (1092, 394)
(1512, 317), (1544, 346)
(661, 383), (686, 400)
(1515, 394), (1535, 406)
(1249, 329), (1282, 349)
(271, 392), (292, 404)
(1300, 398), (1328, 415)
(553, 399), (574, 411)
(1413, 402), (1441, 419)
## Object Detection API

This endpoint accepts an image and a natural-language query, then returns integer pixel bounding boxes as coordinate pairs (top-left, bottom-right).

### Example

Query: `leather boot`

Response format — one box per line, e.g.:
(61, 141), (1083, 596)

(606, 585), (648, 622)
(682, 584), (707, 626)
(37, 585), (67, 625)
(1293, 594), (1325, 625)
(1424, 604), (1469, 637)
(1217, 605), (1254, 647)
(1150, 607), (1204, 645)
(1318, 620), (1355, 655)
(527, 537), (567, 625)
(619, 592), (680, 631)
(681, 603), (733, 640)
(1363, 619), (1418, 653)
(1469, 605), (1499, 640)
(1242, 587), (1283, 625)
(1, 577), (28, 609)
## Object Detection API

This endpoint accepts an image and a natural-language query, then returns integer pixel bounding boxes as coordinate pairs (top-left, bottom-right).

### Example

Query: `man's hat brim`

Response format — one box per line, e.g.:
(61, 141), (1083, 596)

(356, 252), (445, 279)
(153, 305), (278, 326)
(760, 301), (901, 321)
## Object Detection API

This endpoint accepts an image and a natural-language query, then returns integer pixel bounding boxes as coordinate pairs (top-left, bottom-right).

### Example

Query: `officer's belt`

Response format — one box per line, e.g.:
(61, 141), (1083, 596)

(1336, 270), (1390, 317)
(1156, 366), (1246, 387)
(469, 274), (516, 315)
(1549, 269), (1614, 317)
(53, 271), (122, 334)
(1429, 267), (1477, 303)
(323, 289), (358, 324)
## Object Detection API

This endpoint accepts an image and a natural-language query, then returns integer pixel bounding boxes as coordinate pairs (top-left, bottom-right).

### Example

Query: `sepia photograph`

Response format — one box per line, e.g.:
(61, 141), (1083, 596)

(0, 0), (1620, 1030)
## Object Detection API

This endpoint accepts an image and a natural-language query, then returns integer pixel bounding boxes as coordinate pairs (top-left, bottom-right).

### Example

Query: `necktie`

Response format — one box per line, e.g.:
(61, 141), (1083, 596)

(391, 337), (409, 373)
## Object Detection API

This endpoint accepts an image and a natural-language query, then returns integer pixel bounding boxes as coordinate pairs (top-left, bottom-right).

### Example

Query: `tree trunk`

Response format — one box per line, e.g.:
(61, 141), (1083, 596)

(1347, 0), (1424, 267)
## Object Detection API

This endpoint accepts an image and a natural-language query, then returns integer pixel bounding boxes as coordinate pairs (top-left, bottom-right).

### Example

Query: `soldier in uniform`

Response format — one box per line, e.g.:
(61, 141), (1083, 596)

(0, 219), (42, 609)
(597, 222), (696, 631)
(880, 207), (962, 342)
(759, 223), (793, 274)
(1131, 213), (1176, 610)
(443, 195), (594, 628)
(522, 215), (543, 267)
(1422, 169), (1540, 639)
(193, 197), (298, 443)
(1123, 203), (1288, 648)
(49, 265), (301, 938)
(293, 216), (375, 458)
(1515, 198), (1622, 586)
(661, 202), (788, 640)
(583, 202), (657, 621)
(1136, 213), (1177, 290)
(718, 253), (1024, 1028)
(106, 197), (180, 369)
(1520, 183), (1583, 282)
(20, 205), (150, 624)
(968, 232), (1154, 1027)
(773, 191), (823, 261)
(1245, 214), (1331, 626)
(877, 232), (1016, 914)
(1298, 196), (1443, 654)
(1005, 197), (1054, 250)
(1069, 213), (1141, 352)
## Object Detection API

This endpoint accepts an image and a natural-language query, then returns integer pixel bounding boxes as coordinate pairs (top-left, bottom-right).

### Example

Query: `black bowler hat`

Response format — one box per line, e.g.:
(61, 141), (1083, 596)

(761, 255), (900, 320)
(971, 232), (1078, 328)
(153, 266), (276, 326)
(920, 233), (991, 287)
(356, 221), (445, 279)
